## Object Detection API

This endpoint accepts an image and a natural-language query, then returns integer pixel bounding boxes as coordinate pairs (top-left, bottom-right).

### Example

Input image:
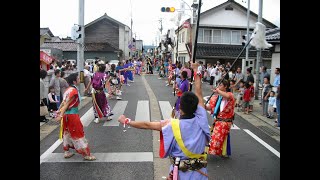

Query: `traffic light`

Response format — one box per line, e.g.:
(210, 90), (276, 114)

(242, 35), (247, 46)
(161, 7), (175, 12)
(71, 25), (82, 40)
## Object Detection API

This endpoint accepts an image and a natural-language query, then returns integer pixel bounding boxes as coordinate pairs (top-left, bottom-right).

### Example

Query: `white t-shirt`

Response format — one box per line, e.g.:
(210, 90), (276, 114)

(83, 69), (92, 77)
(210, 67), (217, 77)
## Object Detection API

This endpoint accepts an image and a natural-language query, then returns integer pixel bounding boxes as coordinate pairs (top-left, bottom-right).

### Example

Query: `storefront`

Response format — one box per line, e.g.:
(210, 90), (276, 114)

(40, 51), (53, 71)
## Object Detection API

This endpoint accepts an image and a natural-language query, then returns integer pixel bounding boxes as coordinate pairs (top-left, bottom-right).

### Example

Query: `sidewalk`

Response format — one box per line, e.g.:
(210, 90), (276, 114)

(40, 96), (91, 141)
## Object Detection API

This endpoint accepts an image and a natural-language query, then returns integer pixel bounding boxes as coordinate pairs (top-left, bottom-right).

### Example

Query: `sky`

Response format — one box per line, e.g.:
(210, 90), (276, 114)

(40, 0), (280, 45)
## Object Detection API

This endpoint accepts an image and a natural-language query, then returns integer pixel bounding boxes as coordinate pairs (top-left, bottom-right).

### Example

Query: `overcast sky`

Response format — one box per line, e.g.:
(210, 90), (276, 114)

(40, 0), (280, 45)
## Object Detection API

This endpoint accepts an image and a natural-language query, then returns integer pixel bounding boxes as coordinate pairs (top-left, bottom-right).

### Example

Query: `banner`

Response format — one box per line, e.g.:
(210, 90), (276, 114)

(40, 51), (53, 64)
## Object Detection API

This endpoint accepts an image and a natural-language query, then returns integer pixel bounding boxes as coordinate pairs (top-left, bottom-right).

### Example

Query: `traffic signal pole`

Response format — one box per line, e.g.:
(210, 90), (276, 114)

(77, 0), (85, 96)
(255, 0), (262, 100)
(189, 0), (202, 91)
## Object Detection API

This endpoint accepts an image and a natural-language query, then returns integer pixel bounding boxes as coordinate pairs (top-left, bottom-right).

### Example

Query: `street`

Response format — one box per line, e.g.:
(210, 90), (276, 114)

(40, 74), (280, 180)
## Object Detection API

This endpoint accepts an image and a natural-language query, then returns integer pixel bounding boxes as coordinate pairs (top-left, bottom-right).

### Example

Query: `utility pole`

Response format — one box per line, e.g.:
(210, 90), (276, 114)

(245, 0), (250, 63)
(130, 18), (133, 58)
(190, 0), (202, 91)
(255, 0), (263, 100)
(77, 0), (85, 96)
(176, 26), (180, 65)
(159, 18), (163, 44)
(130, 0), (133, 58)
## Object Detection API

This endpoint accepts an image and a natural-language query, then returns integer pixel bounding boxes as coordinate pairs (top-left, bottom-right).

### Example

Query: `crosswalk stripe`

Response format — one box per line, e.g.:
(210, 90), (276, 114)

(81, 107), (94, 127)
(135, 101), (150, 122)
(103, 101), (128, 126)
(43, 152), (153, 163)
(231, 124), (240, 129)
(158, 101), (173, 120)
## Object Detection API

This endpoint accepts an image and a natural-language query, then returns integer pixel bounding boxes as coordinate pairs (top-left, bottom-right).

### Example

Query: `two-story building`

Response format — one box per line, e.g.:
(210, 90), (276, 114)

(174, 0), (277, 73)
(265, 27), (280, 84)
(41, 13), (132, 62)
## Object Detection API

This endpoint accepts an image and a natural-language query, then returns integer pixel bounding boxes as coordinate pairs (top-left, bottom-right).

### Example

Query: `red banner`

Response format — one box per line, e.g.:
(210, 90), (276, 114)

(40, 51), (53, 64)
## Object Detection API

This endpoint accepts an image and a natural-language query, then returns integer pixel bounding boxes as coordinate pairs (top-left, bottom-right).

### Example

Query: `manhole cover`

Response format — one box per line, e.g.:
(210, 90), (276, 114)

(257, 126), (280, 136)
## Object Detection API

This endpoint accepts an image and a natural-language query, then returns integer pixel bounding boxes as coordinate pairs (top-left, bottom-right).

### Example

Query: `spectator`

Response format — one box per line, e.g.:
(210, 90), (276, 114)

(245, 68), (254, 84)
(262, 77), (272, 116)
(59, 71), (69, 102)
(48, 86), (58, 117)
(233, 67), (244, 89)
(273, 68), (280, 92)
(267, 91), (276, 118)
(243, 83), (251, 114)
(40, 70), (49, 122)
(275, 85), (280, 127)
(49, 69), (61, 108)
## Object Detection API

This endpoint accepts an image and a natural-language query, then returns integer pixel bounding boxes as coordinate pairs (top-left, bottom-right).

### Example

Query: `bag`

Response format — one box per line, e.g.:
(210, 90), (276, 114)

(40, 104), (49, 116)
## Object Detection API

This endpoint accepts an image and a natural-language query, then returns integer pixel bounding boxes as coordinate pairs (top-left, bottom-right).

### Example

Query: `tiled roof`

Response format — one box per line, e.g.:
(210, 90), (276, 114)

(196, 44), (272, 59)
(40, 28), (54, 37)
(41, 42), (119, 52)
(265, 28), (280, 41)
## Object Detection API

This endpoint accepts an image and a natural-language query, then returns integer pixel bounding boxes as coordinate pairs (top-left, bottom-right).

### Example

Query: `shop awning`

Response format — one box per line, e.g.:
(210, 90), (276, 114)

(40, 51), (53, 64)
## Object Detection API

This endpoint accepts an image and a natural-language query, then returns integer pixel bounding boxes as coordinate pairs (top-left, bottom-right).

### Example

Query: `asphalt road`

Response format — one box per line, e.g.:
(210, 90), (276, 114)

(40, 74), (280, 180)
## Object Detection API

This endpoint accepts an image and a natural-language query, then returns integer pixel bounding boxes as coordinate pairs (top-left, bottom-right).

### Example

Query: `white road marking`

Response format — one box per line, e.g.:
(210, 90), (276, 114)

(158, 101), (173, 120)
(81, 107), (94, 127)
(231, 124), (240, 129)
(44, 152), (153, 162)
(103, 101), (128, 126)
(135, 101), (150, 122)
(40, 107), (94, 165)
(243, 129), (280, 158)
(40, 140), (62, 164)
(40, 122), (45, 127)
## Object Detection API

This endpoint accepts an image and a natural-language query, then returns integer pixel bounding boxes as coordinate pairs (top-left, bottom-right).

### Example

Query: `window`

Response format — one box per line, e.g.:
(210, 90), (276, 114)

(198, 28), (204, 42)
(222, 30), (231, 44)
(178, 56), (186, 65)
(231, 31), (241, 44)
(178, 33), (182, 43)
(182, 32), (185, 43)
(213, 30), (222, 44)
(204, 29), (212, 43)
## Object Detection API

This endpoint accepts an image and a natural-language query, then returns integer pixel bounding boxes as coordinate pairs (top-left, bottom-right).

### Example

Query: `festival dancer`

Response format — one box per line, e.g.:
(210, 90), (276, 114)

(91, 61), (113, 123)
(118, 62), (210, 179)
(55, 73), (96, 161)
(206, 79), (235, 157)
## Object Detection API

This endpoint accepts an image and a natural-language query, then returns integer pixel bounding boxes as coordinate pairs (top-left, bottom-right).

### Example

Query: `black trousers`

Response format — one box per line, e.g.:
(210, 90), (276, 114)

(40, 98), (48, 121)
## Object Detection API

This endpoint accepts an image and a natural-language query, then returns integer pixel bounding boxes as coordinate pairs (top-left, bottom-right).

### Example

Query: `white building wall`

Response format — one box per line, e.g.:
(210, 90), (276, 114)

(270, 44), (280, 85)
(200, 5), (257, 29)
(119, 27), (126, 59)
